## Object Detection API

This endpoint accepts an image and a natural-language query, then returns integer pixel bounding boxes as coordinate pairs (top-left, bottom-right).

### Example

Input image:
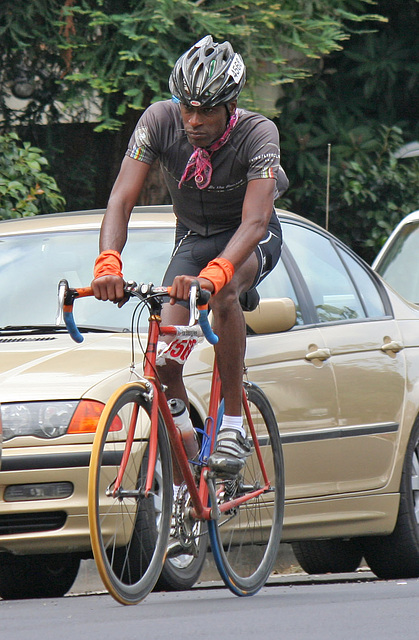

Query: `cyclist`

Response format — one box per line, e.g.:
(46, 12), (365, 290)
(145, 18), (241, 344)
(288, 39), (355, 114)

(91, 35), (288, 477)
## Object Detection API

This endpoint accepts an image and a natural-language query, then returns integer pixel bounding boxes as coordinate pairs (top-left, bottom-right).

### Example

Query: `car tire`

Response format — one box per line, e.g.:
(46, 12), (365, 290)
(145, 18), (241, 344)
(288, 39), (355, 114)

(360, 418), (419, 579)
(0, 552), (81, 599)
(292, 539), (363, 574)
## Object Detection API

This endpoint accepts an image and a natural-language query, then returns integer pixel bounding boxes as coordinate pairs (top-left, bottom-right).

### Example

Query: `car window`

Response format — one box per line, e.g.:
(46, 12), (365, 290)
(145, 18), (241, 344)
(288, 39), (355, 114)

(376, 221), (419, 304)
(258, 258), (304, 325)
(0, 228), (174, 331)
(282, 222), (367, 323)
(338, 248), (386, 318)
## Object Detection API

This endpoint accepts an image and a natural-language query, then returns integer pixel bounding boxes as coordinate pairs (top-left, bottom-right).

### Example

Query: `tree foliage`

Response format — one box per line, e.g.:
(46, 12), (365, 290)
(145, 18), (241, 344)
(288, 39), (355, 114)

(277, 0), (419, 262)
(0, 0), (385, 131)
(1, 0), (416, 253)
(0, 132), (66, 219)
(330, 126), (418, 260)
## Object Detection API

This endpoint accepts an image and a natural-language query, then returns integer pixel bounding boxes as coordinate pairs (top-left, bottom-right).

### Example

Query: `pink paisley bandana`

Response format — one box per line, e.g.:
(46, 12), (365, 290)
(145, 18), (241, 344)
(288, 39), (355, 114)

(178, 110), (239, 190)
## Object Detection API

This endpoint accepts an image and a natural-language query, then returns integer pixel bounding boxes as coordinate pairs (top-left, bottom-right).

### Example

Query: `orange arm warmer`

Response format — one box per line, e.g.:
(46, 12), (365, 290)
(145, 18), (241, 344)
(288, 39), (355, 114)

(198, 258), (235, 295)
(94, 250), (123, 279)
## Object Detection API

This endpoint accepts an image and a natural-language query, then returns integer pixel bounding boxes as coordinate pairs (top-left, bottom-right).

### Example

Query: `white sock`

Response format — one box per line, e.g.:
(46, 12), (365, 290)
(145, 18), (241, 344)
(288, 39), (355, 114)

(220, 415), (246, 438)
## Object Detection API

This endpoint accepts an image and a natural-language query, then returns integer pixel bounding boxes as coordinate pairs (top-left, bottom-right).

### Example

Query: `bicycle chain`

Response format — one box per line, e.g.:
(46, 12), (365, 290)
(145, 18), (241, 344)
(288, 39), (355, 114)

(173, 482), (199, 551)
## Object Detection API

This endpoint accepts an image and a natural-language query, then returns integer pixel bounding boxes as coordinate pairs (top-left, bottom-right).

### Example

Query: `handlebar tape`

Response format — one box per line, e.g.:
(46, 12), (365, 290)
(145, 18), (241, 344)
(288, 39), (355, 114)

(62, 287), (93, 344)
(63, 308), (84, 343)
(198, 309), (219, 345)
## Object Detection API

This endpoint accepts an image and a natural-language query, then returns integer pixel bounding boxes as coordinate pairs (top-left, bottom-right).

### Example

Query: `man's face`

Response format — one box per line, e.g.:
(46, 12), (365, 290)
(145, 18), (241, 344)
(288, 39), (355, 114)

(180, 102), (236, 148)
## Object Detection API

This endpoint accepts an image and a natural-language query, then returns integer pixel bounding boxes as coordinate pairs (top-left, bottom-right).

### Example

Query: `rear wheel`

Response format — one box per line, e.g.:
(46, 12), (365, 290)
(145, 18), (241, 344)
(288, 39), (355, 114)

(292, 539), (363, 575)
(156, 537), (208, 591)
(88, 383), (172, 605)
(155, 482), (208, 591)
(360, 418), (419, 579)
(0, 552), (80, 599)
(208, 383), (284, 596)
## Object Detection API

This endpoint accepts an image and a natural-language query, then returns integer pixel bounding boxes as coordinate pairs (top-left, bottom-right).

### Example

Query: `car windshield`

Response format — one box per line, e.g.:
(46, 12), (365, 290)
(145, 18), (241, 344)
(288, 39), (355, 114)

(0, 227), (175, 332)
(376, 221), (419, 304)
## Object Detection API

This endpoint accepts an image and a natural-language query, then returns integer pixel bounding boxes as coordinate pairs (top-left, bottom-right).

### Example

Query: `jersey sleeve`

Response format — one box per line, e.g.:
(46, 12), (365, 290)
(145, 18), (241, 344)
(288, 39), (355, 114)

(246, 118), (289, 197)
(125, 102), (167, 164)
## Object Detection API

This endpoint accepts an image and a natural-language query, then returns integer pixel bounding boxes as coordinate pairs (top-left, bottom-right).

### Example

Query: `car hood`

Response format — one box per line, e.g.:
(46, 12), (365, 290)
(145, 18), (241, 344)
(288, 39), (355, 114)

(0, 332), (134, 402)
(0, 331), (214, 404)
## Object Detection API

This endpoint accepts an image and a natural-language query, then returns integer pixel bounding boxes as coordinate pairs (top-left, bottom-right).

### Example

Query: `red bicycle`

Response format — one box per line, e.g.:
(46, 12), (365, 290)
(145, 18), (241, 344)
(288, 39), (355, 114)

(58, 278), (286, 605)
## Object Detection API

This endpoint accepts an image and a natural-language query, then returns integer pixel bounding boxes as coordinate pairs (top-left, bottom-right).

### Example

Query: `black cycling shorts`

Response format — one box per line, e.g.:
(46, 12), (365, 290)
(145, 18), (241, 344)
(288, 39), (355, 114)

(162, 212), (283, 296)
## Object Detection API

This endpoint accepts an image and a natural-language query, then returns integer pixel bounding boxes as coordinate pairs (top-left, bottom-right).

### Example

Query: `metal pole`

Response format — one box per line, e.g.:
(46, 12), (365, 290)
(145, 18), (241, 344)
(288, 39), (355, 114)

(326, 143), (331, 231)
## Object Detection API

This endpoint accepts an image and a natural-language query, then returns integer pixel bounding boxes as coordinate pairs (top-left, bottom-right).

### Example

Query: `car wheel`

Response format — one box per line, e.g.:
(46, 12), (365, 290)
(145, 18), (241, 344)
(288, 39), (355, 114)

(0, 552), (81, 599)
(292, 539), (363, 574)
(360, 419), (419, 579)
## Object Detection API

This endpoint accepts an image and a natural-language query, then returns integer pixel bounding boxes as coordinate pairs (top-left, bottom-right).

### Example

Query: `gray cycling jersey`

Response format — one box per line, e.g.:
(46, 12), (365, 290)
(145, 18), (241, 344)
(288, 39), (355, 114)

(126, 100), (288, 236)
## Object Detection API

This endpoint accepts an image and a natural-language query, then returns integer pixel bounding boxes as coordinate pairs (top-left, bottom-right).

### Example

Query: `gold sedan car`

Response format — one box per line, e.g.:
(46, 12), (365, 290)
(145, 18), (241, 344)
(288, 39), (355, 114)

(1, 206), (419, 598)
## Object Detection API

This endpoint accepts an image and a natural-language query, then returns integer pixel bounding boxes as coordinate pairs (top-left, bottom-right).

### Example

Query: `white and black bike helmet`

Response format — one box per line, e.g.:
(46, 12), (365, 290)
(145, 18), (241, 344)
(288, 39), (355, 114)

(169, 35), (246, 108)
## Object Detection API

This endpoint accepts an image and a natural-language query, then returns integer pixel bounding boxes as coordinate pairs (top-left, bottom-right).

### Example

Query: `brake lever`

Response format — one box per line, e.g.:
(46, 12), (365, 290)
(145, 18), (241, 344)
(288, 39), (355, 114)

(189, 283), (199, 326)
(56, 279), (90, 325)
(56, 279), (68, 326)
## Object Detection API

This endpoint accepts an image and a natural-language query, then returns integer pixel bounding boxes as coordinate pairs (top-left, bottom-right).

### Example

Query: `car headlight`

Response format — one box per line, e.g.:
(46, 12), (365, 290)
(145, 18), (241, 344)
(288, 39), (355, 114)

(0, 400), (122, 441)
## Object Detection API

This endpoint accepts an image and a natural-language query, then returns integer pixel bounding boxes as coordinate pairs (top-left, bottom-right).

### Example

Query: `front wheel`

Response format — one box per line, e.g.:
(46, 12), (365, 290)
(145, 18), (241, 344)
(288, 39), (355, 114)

(208, 383), (285, 596)
(88, 383), (173, 605)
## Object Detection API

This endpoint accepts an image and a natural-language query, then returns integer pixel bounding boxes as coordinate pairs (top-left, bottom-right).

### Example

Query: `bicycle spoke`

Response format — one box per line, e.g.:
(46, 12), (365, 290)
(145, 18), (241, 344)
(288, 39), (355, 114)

(208, 383), (284, 596)
(88, 384), (172, 605)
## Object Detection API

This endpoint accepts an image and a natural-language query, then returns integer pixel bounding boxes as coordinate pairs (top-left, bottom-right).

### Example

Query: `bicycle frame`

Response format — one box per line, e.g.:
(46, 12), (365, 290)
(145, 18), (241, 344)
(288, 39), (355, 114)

(140, 310), (273, 522)
(58, 278), (274, 523)
(123, 307), (216, 521)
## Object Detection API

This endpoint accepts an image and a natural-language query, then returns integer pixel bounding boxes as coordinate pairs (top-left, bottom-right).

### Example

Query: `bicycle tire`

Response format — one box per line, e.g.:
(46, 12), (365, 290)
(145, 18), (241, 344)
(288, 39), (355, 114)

(88, 382), (173, 605)
(208, 382), (284, 596)
(155, 502), (208, 592)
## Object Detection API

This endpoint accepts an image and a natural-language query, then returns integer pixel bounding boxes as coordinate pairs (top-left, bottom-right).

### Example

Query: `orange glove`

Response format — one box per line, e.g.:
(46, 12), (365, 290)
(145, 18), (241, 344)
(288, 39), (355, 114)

(94, 250), (123, 279)
(198, 258), (235, 295)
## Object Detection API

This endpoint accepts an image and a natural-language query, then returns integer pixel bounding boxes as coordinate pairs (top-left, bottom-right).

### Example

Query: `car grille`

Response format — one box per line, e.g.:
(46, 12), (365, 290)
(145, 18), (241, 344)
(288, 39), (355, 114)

(0, 337), (57, 343)
(0, 511), (67, 535)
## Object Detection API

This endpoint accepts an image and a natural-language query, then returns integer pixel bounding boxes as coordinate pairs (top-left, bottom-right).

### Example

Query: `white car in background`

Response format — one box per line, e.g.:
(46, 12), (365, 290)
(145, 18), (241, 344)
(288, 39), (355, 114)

(372, 209), (419, 304)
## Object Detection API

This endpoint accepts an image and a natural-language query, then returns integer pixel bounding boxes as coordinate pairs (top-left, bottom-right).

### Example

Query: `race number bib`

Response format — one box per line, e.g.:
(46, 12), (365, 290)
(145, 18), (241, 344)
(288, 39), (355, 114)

(156, 338), (199, 365)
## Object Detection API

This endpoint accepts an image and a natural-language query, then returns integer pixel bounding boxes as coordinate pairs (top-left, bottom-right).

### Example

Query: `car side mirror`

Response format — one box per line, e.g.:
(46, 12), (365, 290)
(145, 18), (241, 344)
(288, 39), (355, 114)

(244, 298), (296, 334)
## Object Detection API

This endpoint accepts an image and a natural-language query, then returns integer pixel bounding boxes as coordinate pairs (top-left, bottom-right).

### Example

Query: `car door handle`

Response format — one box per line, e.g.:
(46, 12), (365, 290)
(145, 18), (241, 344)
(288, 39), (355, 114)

(381, 340), (404, 353)
(305, 348), (331, 361)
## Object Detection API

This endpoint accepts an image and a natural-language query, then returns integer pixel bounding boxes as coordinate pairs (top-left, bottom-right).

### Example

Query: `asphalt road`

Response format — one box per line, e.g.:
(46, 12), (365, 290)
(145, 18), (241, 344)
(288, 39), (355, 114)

(1, 570), (419, 640)
(66, 543), (303, 594)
